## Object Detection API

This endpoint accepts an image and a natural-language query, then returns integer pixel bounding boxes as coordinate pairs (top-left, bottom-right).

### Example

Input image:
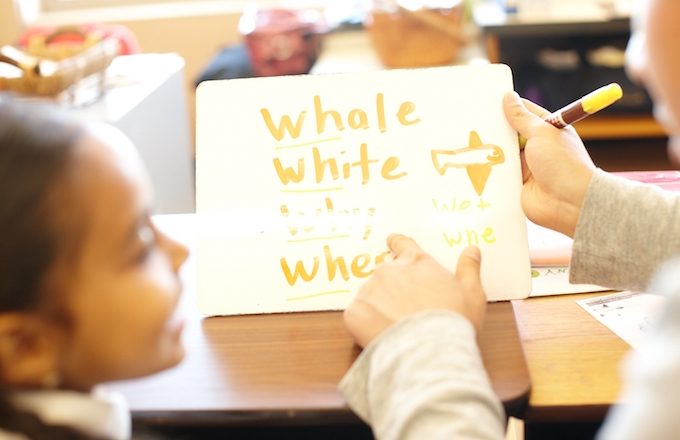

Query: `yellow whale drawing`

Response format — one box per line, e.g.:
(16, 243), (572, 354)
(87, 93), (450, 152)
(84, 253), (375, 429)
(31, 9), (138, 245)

(431, 130), (505, 196)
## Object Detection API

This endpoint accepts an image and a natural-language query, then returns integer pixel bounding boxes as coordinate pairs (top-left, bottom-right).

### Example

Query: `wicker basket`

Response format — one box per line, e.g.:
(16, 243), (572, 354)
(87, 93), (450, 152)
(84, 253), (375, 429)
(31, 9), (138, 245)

(0, 30), (119, 98)
(368, 5), (466, 68)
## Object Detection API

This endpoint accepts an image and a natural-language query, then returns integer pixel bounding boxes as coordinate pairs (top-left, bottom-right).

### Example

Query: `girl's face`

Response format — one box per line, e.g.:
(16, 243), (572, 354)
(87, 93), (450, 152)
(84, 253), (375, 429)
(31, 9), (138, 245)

(54, 124), (188, 391)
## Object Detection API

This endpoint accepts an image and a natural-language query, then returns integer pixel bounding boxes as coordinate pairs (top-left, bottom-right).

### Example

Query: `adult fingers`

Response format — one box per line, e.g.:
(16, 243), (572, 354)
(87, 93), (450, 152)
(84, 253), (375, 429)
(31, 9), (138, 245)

(455, 246), (483, 290)
(521, 97), (551, 118)
(520, 149), (531, 183)
(387, 233), (422, 260)
(456, 246), (487, 331)
(503, 92), (552, 139)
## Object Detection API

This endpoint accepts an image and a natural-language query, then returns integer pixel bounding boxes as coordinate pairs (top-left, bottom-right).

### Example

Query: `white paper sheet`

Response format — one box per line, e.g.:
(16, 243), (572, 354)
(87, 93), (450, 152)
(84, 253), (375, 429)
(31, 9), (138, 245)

(531, 266), (609, 297)
(196, 64), (531, 315)
(577, 291), (667, 349)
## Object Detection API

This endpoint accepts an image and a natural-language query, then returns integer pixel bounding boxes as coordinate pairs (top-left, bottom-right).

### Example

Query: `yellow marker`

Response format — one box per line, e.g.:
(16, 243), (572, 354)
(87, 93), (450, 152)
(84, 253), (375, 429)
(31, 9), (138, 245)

(519, 83), (623, 148)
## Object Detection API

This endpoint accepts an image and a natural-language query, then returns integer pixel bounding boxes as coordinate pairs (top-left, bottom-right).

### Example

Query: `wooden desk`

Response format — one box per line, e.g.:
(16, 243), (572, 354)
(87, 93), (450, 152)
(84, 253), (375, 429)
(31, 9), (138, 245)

(106, 215), (530, 429)
(513, 292), (631, 423)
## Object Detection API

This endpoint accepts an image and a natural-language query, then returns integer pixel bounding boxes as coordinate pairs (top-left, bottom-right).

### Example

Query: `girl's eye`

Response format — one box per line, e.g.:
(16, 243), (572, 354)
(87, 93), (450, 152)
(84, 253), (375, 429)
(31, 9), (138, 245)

(134, 224), (157, 263)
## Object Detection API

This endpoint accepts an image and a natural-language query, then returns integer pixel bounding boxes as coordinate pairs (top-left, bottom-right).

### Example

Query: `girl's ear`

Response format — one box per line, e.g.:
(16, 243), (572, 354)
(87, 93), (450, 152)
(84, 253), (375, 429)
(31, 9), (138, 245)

(0, 313), (64, 388)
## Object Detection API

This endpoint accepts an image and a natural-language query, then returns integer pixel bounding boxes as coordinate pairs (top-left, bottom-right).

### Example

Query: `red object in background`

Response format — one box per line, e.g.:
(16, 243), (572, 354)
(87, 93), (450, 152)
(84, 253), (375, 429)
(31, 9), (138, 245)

(18, 23), (140, 55)
(239, 8), (325, 77)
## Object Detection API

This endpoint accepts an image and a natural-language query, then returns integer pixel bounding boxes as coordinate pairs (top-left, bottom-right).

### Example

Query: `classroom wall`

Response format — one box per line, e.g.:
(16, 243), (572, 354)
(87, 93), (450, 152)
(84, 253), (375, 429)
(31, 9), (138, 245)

(108, 13), (243, 149)
(0, 0), (22, 45)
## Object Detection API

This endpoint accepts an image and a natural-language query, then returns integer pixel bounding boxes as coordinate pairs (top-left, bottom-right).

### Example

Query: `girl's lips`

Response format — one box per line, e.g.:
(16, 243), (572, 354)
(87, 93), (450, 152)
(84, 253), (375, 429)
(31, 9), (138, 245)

(166, 285), (187, 338)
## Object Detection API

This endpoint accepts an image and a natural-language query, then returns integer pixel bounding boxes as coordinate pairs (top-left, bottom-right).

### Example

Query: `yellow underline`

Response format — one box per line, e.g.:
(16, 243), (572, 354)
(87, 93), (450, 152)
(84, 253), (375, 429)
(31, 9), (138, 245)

(288, 234), (349, 243)
(281, 187), (343, 193)
(287, 289), (351, 301)
(274, 136), (342, 150)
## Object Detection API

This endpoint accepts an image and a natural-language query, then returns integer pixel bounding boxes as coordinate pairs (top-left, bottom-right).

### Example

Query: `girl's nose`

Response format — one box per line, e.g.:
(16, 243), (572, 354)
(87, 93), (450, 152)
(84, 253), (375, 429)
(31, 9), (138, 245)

(160, 231), (190, 272)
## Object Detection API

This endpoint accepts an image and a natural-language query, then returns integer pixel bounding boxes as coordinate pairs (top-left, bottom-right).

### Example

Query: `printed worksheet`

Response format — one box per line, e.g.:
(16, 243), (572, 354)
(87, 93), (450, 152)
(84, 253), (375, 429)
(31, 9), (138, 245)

(577, 291), (667, 349)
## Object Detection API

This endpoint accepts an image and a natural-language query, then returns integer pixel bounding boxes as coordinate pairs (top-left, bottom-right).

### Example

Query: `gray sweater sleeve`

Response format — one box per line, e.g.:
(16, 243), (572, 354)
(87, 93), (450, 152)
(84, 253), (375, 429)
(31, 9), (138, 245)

(570, 169), (680, 291)
(339, 310), (505, 440)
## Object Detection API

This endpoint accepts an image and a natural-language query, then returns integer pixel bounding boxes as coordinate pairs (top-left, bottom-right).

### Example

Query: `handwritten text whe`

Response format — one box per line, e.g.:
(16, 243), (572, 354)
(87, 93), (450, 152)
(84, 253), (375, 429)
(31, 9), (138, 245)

(196, 64), (531, 316)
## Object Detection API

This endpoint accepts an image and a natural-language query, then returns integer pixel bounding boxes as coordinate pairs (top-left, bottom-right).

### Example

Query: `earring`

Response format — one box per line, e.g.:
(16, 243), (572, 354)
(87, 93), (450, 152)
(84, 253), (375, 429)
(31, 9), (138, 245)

(42, 370), (61, 388)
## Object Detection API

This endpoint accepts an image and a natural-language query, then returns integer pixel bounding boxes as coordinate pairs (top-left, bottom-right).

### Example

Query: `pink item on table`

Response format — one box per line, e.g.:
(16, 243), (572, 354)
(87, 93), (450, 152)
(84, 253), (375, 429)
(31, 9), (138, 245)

(614, 170), (680, 192)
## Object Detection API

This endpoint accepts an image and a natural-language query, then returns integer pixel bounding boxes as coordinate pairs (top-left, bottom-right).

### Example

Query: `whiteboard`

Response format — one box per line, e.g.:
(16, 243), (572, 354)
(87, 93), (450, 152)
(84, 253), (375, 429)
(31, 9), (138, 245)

(196, 64), (531, 316)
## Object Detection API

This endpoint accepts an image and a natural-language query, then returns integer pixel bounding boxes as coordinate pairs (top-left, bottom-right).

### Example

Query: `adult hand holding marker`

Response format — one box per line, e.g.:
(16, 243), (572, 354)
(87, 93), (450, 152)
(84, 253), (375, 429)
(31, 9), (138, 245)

(518, 83), (623, 148)
(504, 84), (622, 238)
